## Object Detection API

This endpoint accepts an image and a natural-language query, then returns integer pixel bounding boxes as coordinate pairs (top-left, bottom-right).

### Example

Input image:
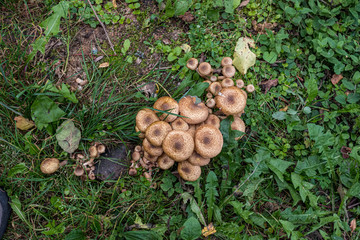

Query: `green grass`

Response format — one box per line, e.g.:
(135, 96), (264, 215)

(1, 0), (360, 239)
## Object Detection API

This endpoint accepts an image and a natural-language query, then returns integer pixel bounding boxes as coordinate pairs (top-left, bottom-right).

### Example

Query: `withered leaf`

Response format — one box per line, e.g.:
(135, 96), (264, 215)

(279, 105), (289, 112)
(233, 37), (256, 75)
(239, 0), (250, 8)
(14, 116), (35, 131)
(340, 146), (351, 159)
(179, 12), (195, 22)
(350, 219), (356, 233)
(99, 62), (109, 68)
(331, 74), (343, 85)
(260, 79), (278, 94)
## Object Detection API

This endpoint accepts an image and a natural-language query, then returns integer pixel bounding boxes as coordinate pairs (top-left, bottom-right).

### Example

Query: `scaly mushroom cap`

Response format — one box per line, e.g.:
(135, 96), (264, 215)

(209, 82), (222, 96)
(153, 97), (179, 122)
(236, 79), (245, 88)
(171, 118), (189, 131)
(179, 96), (209, 124)
(204, 114), (220, 128)
(222, 65), (236, 78)
(145, 121), (172, 146)
(178, 161), (201, 181)
(157, 153), (175, 170)
(221, 78), (234, 88)
(162, 130), (194, 162)
(40, 158), (60, 174)
(186, 58), (199, 70)
(215, 86), (247, 115)
(194, 124), (223, 158)
(221, 57), (233, 66)
(198, 62), (212, 76)
(187, 124), (196, 138)
(136, 109), (160, 132)
(246, 84), (255, 93)
(142, 138), (163, 157)
(144, 151), (158, 163)
(188, 151), (211, 166)
(231, 116), (246, 140)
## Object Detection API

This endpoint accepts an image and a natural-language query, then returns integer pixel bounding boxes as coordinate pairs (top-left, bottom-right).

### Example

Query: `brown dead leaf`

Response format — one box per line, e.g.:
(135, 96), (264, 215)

(252, 20), (277, 34)
(178, 12), (195, 22)
(279, 105), (289, 112)
(112, 0), (117, 8)
(99, 62), (109, 68)
(331, 74), (343, 85)
(340, 146), (351, 159)
(14, 116), (35, 130)
(350, 219), (356, 233)
(239, 0), (250, 8)
(259, 79), (278, 94)
(202, 223), (216, 237)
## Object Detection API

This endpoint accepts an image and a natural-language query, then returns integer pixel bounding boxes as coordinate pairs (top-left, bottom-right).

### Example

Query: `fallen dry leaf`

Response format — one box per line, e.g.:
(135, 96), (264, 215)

(350, 219), (356, 233)
(180, 44), (191, 53)
(279, 105), (289, 112)
(340, 146), (351, 159)
(233, 37), (256, 75)
(99, 62), (109, 68)
(239, 0), (250, 8)
(178, 12), (195, 22)
(252, 20), (278, 34)
(259, 79), (278, 94)
(331, 74), (343, 85)
(14, 116), (35, 130)
(202, 223), (216, 237)
(112, 0), (117, 8)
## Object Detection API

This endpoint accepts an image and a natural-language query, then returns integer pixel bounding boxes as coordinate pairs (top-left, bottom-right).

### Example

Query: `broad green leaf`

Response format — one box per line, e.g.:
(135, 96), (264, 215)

(9, 197), (31, 227)
(352, 71), (360, 84)
(272, 111), (287, 120)
(187, 82), (209, 97)
(230, 201), (253, 222)
(174, 0), (191, 16)
(224, 0), (234, 13)
(31, 95), (66, 126)
(263, 51), (277, 64)
(280, 220), (295, 237)
(190, 198), (206, 226)
(233, 37), (256, 75)
(267, 159), (294, 182)
(28, 37), (48, 61)
(65, 229), (86, 240)
(205, 171), (219, 222)
(167, 52), (178, 62)
(307, 214), (340, 234)
(123, 39), (131, 53)
(180, 217), (201, 240)
(123, 230), (162, 240)
(8, 163), (27, 177)
(304, 76), (318, 102)
(56, 120), (81, 153)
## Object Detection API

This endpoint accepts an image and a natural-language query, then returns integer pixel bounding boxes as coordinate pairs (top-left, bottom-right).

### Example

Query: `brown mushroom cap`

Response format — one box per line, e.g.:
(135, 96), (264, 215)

(171, 118), (189, 131)
(208, 82), (222, 96)
(178, 161), (201, 181)
(145, 121), (172, 146)
(179, 96), (209, 124)
(89, 146), (98, 158)
(236, 79), (245, 88)
(221, 57), (233, 67)
(198, 62), (212, 76)
(153, 97), (179, 122)
(210, 76), (217, 82)
(144, 151), (158, 162)
(231, 116), (246, 140)
(97, 144), (106, 154)
(246, 84), (255, 93)
(194, 124), (223, 158)
(142, 138), (163, 157)
(222, 65), (236, 78)
(162, 130), (194, 162)
(215, 86), (247, 115)
(206, 98), (215, 108)
(186, 58), (198, 70)
(74, 165), (85, 176)
(188, 151), (211, 166)
(157, 153), (175, 170)
(40, 158), (60, 174)
(136, 109), (160, 132)
(221, 78), (234, 88)
(187, 124), (196, 138)
(204, 114), (220, 128)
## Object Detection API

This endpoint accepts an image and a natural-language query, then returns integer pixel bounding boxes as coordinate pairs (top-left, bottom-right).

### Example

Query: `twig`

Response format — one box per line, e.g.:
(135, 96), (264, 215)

(86, 0), (116, 55)
(220, 161), (261, 208)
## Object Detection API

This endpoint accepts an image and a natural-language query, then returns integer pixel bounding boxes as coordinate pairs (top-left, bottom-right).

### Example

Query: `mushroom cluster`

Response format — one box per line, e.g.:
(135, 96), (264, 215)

(72, 142), (106, 180)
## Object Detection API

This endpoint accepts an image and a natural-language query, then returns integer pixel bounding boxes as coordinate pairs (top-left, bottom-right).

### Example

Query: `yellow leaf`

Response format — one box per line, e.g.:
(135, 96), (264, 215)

(14, 116), (35, 130)
(350, 219), (356, 233)
(201, 223), (216, 237)
(112, 0), (117, 8)
(99, 62), (109, 68)
(279, 105), (289, 112)
(233, 37), (256, 75)
(180, 44), (191, 53)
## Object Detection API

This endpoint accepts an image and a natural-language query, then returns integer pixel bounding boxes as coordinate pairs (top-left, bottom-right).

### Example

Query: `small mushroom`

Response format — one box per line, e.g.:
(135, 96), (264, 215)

(204, 114), (220, 128)
(246, 84), (255, 93)
(210, 76), (217, 82)
(143, 138), (163, 157)
(236, 79), (245, 88)
(157, 153), (175, 170)
(178, 96), (209, 124)
(134, 145), (142, 152)
(198, 62), (212, 77)
(171, 118), (189, 131)
(143, 151), (158, 163)
(143, 172), (152, 182)
(206, 98), (215, 108)
(208, 82), (222, 96)
(231, 116), (246, 140)
(186, 58), (198, 70)
(129, 168), (137, 176)
(145, 121), (172, 146)
(206, 92), (213, 99)
(136, 109), (160, 132)
(178, 161), (201, 181)
(221, 78), (234, 88)
(89, 146), (98, 158)
(40, 158), (64, 174)
(215, 86), (247, 115)
(221, 57), (233, 67)
(97, 144), (106, 154)
(162, 130), (195, 162)
(188, 151), (210, 166)
(186, 124), (196, 138)
(74, 165), (85, 176)
(132, 151), (141, 161)
(194, 124), (223, 158)
(222, 65), (236, 78)
(153, 96), (179, 122)
(88, 171), (96, 180)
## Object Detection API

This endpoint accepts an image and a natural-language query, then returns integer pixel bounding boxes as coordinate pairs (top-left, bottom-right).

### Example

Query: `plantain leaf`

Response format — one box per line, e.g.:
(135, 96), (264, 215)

(56, 120), (81, 153)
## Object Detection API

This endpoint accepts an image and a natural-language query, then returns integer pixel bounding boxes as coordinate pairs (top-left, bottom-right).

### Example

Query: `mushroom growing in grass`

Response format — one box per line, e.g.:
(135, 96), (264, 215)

(246, 84), (255, 93)
(129, 168), (137, 176)
(221, 78), (234, 88)
(194, 124), (223, 158)
(178, 161), (201, 181)
(198, 62), (212, 77)
(171, 118), (189, 131)
(40, 158), (67, 174)
(186, 58), (198, 70)
(221, 57), (233, 67)
(136, 109), (160, 132)
(188, 152), (210, 166)
(144, 151), (158, 163)
(204, 114), (220, 128)
(206, 98), (215, 108)
(222, 65), (236, 78)
(132, 151), (141, 161)
(74, 165), (85, 177)
(162, 130), (195, 162)
(179, 96), (209, 124)
(208, 82), (222, 96)
(97, 144), (106, 154)
(153, 96), (179, 122)
(142, 138), (163, 157)
(89, 146), (98, 158)
(145, 121), (172, 147)
(236, 79), (245, 88)
(215, 86), (247, 115)
(231, 116), (246, 140)
(157, 153), (175, 170)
